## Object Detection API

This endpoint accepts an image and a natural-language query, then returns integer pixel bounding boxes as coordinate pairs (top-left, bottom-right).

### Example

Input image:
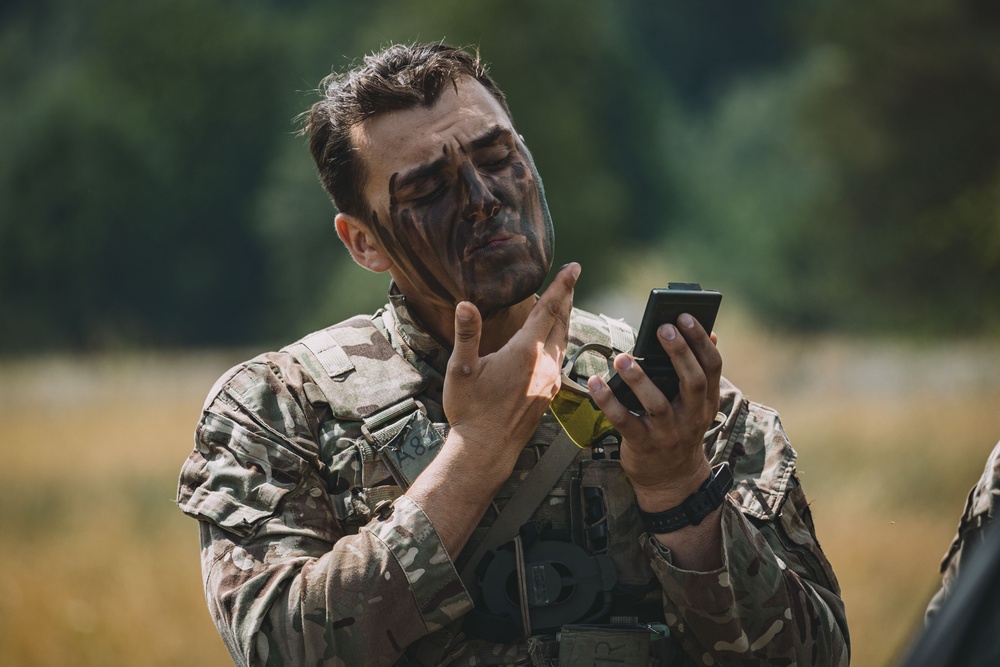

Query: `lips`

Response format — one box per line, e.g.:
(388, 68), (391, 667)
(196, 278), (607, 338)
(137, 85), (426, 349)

(464, 232), (525, 260)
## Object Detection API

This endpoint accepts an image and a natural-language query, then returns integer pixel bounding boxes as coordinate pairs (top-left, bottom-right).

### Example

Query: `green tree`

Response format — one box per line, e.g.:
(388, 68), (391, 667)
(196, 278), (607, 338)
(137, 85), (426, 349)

(661, 0), (1000, 333)
(0, 0), (287, 349)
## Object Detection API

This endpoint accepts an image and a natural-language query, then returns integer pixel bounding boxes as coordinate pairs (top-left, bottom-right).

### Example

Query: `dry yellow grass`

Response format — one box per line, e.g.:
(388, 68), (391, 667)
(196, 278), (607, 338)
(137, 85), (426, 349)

(0, 352), (245, 667)
(718, 330), (1000, 667)
(1, 329), (997, 666)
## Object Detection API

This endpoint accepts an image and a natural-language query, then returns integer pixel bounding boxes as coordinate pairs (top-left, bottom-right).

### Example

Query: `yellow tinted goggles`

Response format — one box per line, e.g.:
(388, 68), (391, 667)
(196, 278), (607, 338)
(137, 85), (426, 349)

(550, 343), (616, 448)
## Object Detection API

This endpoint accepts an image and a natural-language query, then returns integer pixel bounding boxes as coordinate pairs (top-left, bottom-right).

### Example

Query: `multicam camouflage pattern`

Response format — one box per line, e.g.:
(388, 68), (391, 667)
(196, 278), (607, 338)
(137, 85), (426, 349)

(177, 290), (849, 666)
(925, 440), (1000, 623)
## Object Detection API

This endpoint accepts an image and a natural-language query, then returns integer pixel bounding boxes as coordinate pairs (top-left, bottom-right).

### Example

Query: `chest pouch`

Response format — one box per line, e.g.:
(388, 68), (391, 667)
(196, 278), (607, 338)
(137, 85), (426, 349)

(464, 530), (618, 643)
(360, 398), (447, 489)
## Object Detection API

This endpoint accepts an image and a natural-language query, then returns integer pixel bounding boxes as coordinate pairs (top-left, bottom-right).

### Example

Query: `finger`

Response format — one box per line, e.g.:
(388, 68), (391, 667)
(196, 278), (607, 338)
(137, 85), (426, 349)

(448, 301), (482, 377)
(657, 323), (707, 407)
(674, 314), (722, 403)
(523, 263), (579, 340)
(611, 353), (674, 420)
(587, 374), (650, 445)
(543, 280), (576, 361)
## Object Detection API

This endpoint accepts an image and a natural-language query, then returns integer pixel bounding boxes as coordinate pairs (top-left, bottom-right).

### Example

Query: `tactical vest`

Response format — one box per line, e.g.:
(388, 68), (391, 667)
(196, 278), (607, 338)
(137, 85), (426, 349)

(282, 309), (686, 667)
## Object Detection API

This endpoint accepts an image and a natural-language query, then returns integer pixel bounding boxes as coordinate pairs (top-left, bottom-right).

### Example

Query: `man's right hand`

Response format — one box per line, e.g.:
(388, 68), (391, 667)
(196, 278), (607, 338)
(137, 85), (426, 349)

(405, 262), (579, 557)
(443, 262), (579, 464)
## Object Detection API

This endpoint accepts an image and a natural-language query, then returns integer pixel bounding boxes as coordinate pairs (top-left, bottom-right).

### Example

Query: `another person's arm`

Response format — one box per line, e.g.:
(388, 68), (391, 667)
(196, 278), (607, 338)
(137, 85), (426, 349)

(925, 439), (1000, 623)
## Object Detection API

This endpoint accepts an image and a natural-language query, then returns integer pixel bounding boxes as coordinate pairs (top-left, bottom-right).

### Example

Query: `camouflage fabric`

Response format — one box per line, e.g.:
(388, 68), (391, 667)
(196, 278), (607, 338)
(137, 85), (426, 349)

(177, 289), (849, 666)
(926, 440), (1000, 623)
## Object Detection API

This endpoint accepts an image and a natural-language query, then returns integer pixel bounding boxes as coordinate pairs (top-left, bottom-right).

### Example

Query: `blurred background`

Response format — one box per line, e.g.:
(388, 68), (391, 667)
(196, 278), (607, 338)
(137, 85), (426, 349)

(1, 0), (999, 665)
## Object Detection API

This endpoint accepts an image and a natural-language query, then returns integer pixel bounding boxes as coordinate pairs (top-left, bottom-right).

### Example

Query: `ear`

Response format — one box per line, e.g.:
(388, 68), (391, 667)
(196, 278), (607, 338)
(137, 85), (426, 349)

(335, 213), (393, 273)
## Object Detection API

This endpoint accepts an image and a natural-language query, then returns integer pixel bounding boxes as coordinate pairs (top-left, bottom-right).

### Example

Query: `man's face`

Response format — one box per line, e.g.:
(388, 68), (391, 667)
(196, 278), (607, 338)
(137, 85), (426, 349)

(353, 77), (554, 318)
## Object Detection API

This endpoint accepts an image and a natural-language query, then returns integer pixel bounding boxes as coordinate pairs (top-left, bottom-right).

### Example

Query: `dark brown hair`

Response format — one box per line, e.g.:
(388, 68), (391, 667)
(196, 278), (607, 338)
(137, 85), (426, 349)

(301, 42), (511, 225)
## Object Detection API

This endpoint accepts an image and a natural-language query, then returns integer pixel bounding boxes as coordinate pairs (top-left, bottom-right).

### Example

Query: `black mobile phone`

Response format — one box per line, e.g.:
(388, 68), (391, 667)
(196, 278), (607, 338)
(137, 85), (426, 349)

(607, 282), (722, 413)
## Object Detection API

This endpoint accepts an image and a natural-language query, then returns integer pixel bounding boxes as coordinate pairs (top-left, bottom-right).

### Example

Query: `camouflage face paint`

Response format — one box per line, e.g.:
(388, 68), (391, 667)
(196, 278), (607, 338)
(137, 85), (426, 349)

(355, 78), (555, 321)
(370, 129), (553, 318)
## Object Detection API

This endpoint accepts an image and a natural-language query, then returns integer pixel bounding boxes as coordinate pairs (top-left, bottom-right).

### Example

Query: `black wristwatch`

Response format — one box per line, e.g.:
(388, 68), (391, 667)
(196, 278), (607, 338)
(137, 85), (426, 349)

(638, 463), (734, 534)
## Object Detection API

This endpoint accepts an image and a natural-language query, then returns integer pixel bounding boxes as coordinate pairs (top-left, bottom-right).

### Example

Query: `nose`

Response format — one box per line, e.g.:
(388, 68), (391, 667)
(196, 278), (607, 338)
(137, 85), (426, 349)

(459, 162), (502, 223)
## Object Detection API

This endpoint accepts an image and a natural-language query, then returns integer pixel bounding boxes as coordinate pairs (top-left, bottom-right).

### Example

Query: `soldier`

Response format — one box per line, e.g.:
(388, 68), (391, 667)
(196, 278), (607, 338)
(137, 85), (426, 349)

(178, 43), (849, 666)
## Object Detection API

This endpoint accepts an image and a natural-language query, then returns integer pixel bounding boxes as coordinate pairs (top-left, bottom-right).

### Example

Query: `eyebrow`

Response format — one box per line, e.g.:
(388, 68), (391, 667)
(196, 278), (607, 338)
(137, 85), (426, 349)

(395, 156), (450, 192)
(467, 125), (515, 152)
(394, 125), (516, 191)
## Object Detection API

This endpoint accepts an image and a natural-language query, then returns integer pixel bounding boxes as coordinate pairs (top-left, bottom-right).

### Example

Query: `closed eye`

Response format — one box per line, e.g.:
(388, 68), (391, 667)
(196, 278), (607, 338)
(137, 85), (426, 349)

(414, 182), (448, 204)
(478, 150), (514, 173)
(481, 156), (512, 171)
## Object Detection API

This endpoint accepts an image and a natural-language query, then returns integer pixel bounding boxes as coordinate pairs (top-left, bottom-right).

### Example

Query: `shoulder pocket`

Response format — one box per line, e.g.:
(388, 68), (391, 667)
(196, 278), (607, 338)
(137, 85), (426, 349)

(178, 412), (308, 538)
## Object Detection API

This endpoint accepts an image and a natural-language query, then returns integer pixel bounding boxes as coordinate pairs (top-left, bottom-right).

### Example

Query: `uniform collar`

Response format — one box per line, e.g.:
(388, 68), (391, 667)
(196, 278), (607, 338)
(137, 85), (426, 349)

(386, 282), (451, 378)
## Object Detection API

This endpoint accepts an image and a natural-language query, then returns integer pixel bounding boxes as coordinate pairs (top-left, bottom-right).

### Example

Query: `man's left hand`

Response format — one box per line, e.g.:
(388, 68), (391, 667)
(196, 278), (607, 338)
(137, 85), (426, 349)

(587, 313), (722, 511)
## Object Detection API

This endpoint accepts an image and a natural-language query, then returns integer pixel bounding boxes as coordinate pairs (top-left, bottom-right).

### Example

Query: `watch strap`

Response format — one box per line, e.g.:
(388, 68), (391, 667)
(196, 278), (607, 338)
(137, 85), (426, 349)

(638, 463), (734, 534)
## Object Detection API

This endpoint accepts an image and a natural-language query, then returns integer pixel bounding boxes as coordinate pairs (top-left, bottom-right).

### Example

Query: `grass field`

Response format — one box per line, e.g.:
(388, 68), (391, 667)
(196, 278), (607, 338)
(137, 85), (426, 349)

(1, 327), (998, 666)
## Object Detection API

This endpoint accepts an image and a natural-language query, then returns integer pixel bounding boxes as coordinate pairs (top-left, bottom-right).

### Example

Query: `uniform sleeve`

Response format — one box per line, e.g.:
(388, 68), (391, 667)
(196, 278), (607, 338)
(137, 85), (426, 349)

(925, 440), (1000, 623)
(642, 394), (850, 666)
(177, 359), (472, 667)
(644, 487), (849, 666)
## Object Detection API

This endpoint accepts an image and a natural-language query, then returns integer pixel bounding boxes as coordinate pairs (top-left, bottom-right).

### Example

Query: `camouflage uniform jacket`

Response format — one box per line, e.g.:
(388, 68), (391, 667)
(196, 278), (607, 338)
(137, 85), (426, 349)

(177, 291), (849, 666)
(926, 439), (1000, 622)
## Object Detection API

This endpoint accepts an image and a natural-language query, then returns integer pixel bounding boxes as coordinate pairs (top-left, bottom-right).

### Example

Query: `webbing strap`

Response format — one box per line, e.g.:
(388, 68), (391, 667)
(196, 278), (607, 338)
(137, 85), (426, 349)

(300, 328), (355, 376)
(459, 429), (582, 590)
(601, 314), (636, 355)
(281, 315), (426, 420)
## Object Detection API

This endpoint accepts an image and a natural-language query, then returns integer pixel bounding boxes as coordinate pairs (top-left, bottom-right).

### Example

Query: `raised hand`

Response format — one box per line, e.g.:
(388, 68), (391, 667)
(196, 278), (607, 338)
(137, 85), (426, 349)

(444, 262), (579, 461)
(407, 263), (579, 557)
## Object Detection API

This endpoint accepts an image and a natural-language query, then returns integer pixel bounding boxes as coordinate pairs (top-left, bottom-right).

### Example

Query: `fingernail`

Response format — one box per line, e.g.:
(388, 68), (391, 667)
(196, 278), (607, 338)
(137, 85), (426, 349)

(659, 324), (676, 340)
(569, 262), (581, 280)
(618, 355), (633, 371)
(456, 303), (472, 323)
(587, 375), (606, 395)
(678, 313), (695, 329)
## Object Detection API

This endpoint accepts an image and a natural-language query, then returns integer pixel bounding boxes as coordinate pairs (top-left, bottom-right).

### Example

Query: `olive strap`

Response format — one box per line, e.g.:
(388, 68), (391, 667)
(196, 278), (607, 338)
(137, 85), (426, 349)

(458, 429), (581, 592)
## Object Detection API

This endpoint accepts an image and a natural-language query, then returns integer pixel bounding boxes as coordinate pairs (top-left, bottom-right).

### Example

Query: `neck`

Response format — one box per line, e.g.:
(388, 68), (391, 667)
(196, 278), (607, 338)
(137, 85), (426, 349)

(476, 297), (538, 355)
(407, 295), (538, 356)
